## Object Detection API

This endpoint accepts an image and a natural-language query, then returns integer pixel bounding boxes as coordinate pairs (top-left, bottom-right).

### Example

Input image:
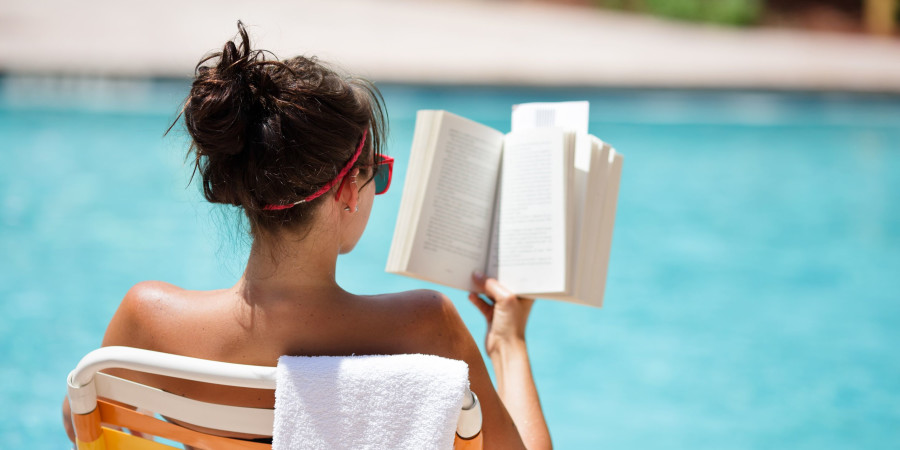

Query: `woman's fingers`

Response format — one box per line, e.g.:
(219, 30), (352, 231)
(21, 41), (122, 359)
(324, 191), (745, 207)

(468, 272), (537, 356)
(468, 292), (494, 322)
(472, 272), (513, 301)
(471, 271), (488, 294)
(483, 277), (517, 304)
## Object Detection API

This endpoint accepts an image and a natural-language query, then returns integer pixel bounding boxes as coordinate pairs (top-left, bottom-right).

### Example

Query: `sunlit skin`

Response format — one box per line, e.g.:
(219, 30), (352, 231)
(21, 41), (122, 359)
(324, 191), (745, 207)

(63, 156), (552, 449)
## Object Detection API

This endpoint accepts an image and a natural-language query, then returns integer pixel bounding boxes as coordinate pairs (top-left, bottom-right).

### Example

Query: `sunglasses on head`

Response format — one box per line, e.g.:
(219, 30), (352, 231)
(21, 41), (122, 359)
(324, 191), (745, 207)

(264, 130), (391, 211)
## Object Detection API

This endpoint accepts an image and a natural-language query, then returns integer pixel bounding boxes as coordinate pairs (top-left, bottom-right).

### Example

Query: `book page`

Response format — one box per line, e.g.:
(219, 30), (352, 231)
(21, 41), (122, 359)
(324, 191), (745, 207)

(511, 101), (589, 134)
(572, 133), (593, 241)
(511, 101), (589, 295)
(498, 128), (569, 294)
(387, 111), (441, 271)
(403, 112), (505, 291)
(571, 140), (610, 306)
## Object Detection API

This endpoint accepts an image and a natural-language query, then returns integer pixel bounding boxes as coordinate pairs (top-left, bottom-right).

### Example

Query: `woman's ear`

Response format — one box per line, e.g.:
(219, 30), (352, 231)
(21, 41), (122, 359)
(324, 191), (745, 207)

(337, 167), (361, 213)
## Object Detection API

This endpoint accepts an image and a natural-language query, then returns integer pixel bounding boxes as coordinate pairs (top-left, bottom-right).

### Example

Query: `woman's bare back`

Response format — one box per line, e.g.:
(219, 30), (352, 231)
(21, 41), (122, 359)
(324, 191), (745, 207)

(100, 280), (505, 440)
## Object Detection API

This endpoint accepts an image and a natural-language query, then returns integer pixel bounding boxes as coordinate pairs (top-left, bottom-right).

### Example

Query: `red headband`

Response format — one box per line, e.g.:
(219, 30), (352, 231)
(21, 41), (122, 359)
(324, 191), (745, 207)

(263, 129), (368, 211)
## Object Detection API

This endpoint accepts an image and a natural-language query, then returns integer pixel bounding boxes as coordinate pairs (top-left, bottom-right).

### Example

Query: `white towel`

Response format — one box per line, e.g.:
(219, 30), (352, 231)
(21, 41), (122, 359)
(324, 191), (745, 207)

(273, 354), (469, 450)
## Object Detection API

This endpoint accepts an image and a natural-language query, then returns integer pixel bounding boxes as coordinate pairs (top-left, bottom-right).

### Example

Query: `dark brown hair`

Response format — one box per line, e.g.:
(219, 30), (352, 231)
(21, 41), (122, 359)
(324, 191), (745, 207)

(179, 21), (387, 237)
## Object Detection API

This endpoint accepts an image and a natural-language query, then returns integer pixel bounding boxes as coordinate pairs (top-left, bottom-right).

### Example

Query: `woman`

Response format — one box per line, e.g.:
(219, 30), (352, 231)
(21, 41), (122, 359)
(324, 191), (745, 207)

(64, 22), (552, 449)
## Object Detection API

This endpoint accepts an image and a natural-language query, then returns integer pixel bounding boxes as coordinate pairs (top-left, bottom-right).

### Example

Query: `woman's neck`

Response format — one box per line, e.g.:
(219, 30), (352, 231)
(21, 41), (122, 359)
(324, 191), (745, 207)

(237, 224), (345, 302)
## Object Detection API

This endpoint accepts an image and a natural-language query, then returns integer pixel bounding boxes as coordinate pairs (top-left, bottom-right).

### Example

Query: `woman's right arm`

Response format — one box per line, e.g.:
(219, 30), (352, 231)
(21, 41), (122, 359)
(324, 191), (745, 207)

(468, 273), (552, 450)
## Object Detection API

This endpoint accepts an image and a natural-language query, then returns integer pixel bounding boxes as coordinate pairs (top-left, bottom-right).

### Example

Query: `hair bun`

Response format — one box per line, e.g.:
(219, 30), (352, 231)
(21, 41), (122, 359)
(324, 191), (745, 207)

(183, 21), (259, 157)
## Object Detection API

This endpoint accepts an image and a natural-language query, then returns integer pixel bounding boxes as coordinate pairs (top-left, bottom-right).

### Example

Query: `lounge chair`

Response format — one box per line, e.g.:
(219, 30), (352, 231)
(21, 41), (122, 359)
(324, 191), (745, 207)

(67, 346), (483, 449)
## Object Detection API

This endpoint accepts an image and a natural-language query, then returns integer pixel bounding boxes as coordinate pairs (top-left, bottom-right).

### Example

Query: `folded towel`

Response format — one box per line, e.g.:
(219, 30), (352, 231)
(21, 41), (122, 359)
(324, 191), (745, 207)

(273, 354), (469, 450)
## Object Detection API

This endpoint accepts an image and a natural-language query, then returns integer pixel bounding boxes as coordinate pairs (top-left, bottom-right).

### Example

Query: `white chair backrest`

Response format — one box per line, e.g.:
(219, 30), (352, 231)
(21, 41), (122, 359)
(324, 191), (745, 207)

(68, 346), (482, 439)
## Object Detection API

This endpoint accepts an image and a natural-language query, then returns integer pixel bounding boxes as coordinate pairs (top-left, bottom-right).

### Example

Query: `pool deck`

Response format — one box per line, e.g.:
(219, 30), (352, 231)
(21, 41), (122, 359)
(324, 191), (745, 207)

(2, 0), (900, 92)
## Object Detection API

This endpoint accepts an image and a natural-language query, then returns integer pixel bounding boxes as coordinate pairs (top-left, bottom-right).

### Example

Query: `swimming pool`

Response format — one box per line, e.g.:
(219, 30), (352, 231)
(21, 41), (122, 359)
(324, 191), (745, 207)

(2, 76), (898, 449)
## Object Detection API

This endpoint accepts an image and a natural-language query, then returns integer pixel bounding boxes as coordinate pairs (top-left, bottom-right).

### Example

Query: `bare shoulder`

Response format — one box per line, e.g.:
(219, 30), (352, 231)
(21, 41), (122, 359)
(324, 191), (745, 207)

(120, 281), (186, 321)
(360, 289), (473, 359)
(102, 281), (188, 348)
(367, 289), (458, 328)
(372, 289), (455, 317)
(126, 280), (184, 303)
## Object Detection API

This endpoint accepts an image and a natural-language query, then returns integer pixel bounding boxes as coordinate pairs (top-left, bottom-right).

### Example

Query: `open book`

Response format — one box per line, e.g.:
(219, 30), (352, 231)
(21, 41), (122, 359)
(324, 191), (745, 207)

(386, 102), (623, 307)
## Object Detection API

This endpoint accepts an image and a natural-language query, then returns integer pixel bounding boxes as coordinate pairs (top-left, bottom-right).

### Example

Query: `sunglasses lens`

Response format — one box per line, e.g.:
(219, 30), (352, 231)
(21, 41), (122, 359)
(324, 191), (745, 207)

(374, 164), (390, 194)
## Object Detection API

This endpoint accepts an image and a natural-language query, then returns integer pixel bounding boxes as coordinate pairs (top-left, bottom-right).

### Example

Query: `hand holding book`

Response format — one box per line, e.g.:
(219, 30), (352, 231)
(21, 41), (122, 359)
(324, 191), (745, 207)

(467, 271), (552, 449)
(468, 271), (534, 355)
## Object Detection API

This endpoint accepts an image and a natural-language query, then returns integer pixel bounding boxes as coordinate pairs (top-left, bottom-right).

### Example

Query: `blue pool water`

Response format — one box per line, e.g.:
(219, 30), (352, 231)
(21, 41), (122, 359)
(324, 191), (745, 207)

(2, 76), (899, 449)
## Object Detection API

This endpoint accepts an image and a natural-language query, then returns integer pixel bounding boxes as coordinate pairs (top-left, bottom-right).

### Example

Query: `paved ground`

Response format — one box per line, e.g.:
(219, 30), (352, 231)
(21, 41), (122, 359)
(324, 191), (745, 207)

(2, 0), (900, 91)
